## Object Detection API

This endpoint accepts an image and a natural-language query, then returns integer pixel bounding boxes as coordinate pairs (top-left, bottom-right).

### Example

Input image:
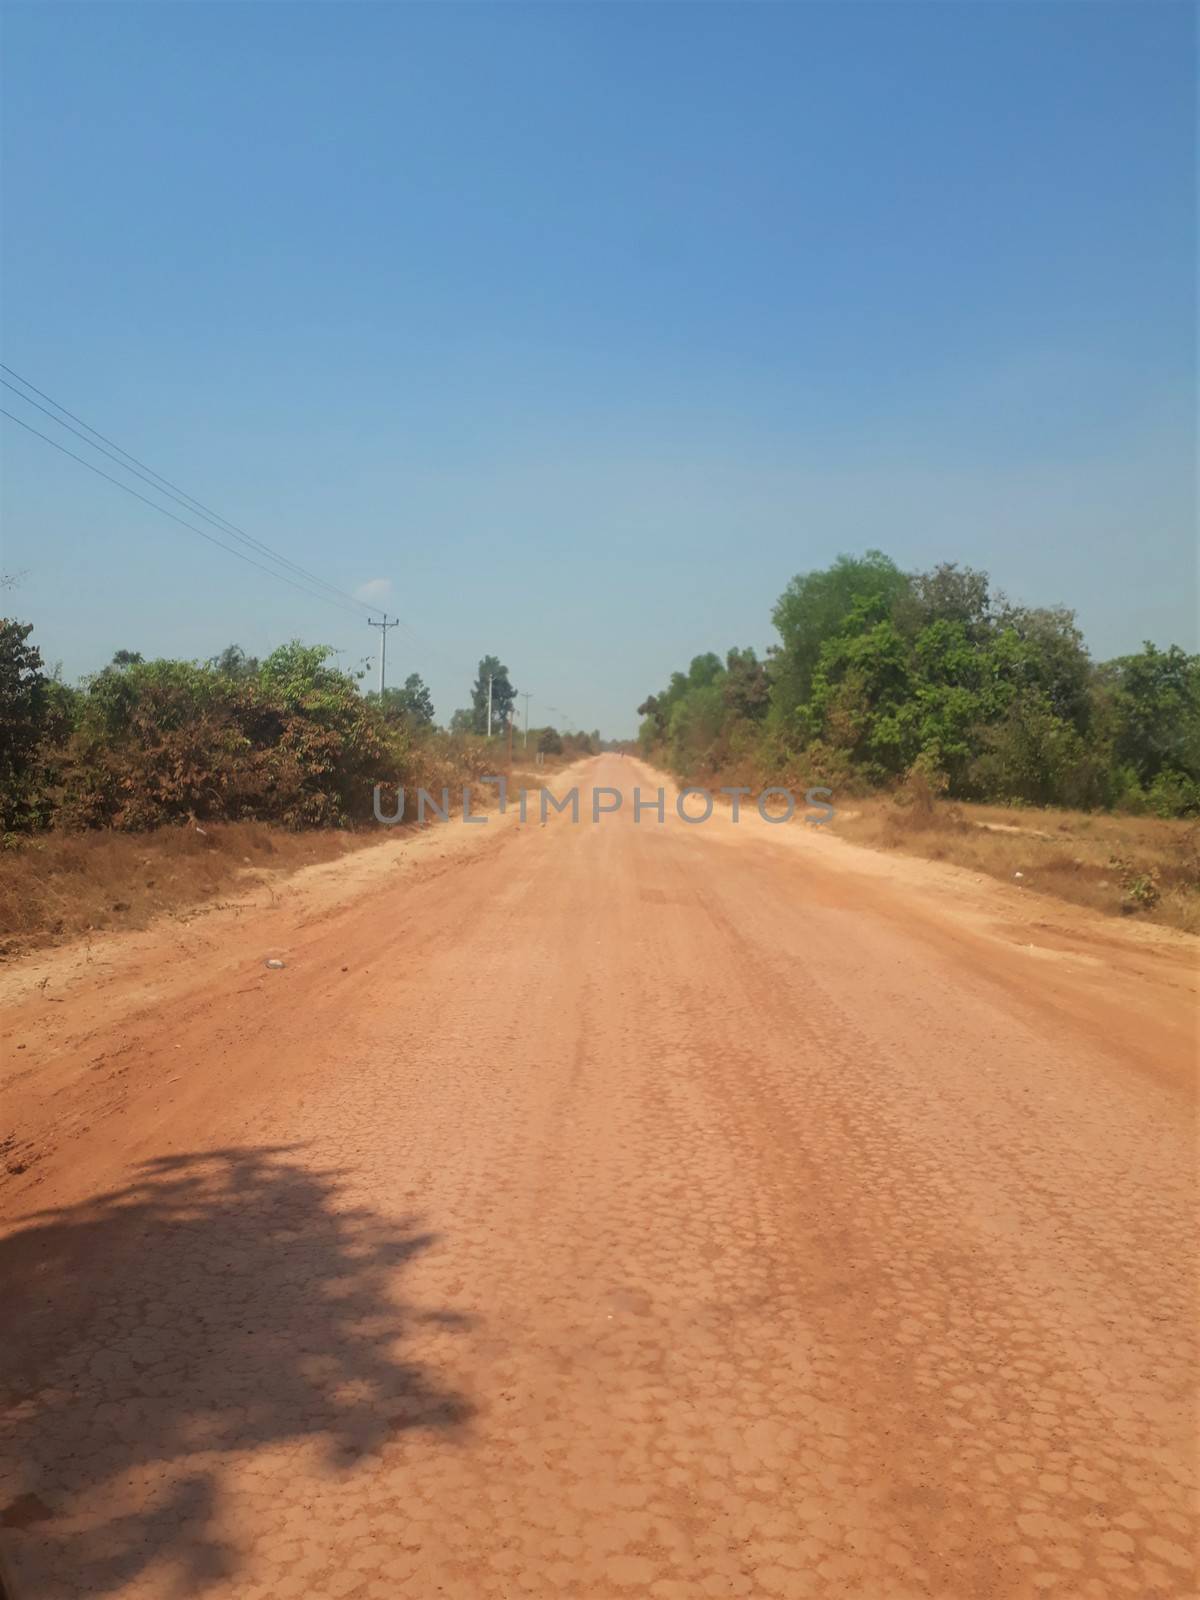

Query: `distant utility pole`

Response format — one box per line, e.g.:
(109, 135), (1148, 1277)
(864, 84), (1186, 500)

(521, 691), (531, 749)
(486, 673), (494, 738)
(367, 614), (400, 695)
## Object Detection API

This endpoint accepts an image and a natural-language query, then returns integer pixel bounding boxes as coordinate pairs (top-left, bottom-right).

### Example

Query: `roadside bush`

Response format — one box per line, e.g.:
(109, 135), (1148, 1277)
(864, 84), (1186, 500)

(0, 619), (72, 832)
(1110, 854), (1161, 914)
(636, 556), (1198, 820)
(0, 629), (499, 836)
(48, 650), (396, 830)
(1146, 769), (1200, 819)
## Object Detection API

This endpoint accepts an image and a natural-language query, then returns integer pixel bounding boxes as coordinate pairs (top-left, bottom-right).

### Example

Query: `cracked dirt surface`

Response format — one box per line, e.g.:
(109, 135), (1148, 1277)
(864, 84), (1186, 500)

(1, 755), (1196, 1598)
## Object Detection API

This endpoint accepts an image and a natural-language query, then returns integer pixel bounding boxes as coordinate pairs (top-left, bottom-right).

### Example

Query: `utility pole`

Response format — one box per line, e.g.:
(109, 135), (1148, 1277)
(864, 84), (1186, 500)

(367, 614), (399, 696)
(521, 691), (531, 749)
(486, 673), (494, 739)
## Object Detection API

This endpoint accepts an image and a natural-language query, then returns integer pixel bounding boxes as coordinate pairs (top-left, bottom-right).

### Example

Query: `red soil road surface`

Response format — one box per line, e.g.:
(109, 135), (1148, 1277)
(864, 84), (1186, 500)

(1, 755), (1196, 1600)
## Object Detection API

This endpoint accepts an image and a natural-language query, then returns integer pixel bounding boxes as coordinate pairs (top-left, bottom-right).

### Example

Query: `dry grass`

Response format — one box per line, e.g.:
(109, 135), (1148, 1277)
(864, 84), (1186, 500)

(0, 822), (386, 957)
(831, 783), (1200, 934)
(0, 764), (559, 958)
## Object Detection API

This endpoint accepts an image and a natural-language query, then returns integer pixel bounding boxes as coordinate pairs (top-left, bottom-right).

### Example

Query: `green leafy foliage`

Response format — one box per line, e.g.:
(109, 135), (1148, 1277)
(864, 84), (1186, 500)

(1100, 643), (1200, 812)
(367, 673), (436, 730)
(470, 655), (515, 735)
(638, 556), (1199, 816)
(1, 619), (56, 831)
(1110, 855), (1162, 913)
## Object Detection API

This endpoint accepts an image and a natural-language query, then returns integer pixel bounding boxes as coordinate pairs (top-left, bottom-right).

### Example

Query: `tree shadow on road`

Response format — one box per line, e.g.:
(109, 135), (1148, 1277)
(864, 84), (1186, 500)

(0, 1146), (473, 1596)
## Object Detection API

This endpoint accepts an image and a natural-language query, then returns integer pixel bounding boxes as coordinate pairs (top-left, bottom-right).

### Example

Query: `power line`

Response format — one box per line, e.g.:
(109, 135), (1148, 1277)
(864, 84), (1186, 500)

(2, 371), (581, 724)
(3, 377), (380, 611)
(1, 408), (371, 622)
(1, 364), (377, 618)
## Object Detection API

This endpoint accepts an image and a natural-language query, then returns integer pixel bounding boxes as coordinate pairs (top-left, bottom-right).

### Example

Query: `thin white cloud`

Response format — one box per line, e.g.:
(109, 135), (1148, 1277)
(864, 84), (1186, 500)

(355, 577), (393, 603)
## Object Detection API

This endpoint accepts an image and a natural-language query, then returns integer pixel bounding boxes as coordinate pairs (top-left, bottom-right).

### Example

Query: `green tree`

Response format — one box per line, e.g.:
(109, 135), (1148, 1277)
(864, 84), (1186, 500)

(1101, 643), (1200, 813)
(723, 647), (770, 721)
(470, 656), (515, 735)
(666, 680), (726, 774)
(0, 619), (53, 829)
(209, 644), (260, 678)
(369, 673), (435, 729)
(806, 615), (915, 780)
(770, 550), (911, 731)
(897, 562), (994, 639)
(991, 604), (1092, 731)
(636, 552), (1146, 809)
(968, 690), (1098, 808)
(401, 673), (436, 727)
(636, 693), (666, 747)
(1105, 643), (1199, 782)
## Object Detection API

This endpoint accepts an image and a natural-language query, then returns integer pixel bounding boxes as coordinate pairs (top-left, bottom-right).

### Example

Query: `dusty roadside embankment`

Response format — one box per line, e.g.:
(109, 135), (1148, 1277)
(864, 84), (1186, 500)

(0, 761), (565, 959)
(634, 755), (1200, 931)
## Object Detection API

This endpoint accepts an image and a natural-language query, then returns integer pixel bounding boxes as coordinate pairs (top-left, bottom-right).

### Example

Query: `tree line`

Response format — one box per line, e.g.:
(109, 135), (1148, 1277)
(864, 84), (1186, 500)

(0, 623), (593, 834)
(373, 655), (598, 756)
(637, 552), (1199, 816)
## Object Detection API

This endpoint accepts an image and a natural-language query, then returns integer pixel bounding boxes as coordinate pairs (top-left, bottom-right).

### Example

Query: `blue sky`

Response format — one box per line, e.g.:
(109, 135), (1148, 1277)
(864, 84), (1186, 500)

(2, 1), (1194, 735)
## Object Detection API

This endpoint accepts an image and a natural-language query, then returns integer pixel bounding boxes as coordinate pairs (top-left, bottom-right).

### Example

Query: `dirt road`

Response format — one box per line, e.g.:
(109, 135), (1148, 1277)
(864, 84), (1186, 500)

(2, 756), (1196, 1599)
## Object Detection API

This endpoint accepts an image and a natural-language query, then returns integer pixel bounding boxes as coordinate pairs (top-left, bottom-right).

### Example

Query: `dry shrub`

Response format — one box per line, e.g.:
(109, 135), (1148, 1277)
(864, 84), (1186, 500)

(0, 752), (530, 955)
(879, 762), (966, 844)
(1169, 822), (1200, 888)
